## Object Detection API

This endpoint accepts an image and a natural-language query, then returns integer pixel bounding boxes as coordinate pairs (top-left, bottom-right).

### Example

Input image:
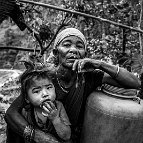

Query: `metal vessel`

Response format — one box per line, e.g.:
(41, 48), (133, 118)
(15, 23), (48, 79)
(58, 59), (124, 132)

(81, 84), (143, 143)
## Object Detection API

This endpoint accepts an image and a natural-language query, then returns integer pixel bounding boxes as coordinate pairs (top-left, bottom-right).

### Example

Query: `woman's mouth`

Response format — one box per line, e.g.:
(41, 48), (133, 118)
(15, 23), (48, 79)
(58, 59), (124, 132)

(67, 55), (79, 61)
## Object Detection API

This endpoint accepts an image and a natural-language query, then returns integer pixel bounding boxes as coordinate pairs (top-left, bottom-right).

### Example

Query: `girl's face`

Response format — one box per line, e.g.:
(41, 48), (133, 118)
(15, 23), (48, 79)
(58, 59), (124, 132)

(27, 77), (56, 107)
(57, 36), (86, 68)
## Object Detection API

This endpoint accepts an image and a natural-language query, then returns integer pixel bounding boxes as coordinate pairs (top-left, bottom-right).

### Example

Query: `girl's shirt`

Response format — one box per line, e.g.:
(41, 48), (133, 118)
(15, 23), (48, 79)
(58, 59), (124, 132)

(22, 100), (71, 142)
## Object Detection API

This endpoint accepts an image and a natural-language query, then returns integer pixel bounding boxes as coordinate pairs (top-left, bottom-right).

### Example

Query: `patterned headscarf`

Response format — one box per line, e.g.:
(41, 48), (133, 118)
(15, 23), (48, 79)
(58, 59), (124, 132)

(53, 28), (87, 49)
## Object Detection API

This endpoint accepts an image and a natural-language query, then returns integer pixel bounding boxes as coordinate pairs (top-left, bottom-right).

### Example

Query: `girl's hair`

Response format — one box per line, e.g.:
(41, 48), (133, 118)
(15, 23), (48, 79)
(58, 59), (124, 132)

(20, 69), (55, 100)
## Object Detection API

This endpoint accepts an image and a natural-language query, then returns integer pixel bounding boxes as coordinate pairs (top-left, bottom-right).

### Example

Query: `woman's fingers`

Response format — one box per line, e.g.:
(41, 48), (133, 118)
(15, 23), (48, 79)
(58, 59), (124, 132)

(72, 60), (84, 72)
(72, 59), (79, 71)
(73, 59), (87, 72)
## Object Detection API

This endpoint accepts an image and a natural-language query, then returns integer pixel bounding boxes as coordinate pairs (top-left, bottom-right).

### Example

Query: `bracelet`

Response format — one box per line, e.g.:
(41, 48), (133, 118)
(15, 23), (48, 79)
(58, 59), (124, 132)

(113, 66), (120, 79)
(30, 126), (35, 142)
(23, 125), (35, 142)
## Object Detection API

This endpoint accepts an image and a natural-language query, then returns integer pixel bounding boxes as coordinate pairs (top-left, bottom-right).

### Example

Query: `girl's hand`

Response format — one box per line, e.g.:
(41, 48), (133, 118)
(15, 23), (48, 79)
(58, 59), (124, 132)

(72, 58), (101, 73)
(42, 101), (59, 121)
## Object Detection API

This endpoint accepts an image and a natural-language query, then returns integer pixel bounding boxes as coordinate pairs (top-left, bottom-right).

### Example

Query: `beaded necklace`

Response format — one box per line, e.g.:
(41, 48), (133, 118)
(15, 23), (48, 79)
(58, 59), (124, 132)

(56, 65), (78, 93)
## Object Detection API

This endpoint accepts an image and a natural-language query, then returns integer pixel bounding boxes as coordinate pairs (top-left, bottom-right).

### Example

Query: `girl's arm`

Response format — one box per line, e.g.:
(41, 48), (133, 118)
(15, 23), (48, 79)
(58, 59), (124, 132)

(44, 101), (71, 141)
(52, 101), (71, 141)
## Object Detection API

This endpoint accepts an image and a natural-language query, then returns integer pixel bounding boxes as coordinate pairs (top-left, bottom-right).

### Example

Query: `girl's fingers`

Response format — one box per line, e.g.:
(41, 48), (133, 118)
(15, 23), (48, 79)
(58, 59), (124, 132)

(48, 101), (56, 110)
(44, 102), (53, 112)
(43, 105), (51, 113)
(42, 106), (50, 117)
(42, 112), (49, 117)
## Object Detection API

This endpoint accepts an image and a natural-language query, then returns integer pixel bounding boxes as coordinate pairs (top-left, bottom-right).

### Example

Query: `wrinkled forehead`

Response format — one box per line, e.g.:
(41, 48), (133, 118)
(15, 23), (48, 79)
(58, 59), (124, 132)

(53, 28), (87, 48)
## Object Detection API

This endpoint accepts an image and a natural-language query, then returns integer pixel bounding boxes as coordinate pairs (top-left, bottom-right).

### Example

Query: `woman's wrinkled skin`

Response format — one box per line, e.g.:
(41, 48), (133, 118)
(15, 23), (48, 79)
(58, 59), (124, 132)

(57, 36), (85, 66)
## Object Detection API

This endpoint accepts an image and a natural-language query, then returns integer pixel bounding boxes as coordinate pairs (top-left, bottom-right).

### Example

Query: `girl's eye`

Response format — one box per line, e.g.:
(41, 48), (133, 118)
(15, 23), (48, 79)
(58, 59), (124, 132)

(33, 90), (40, 93)
(46, 85), (53, 90)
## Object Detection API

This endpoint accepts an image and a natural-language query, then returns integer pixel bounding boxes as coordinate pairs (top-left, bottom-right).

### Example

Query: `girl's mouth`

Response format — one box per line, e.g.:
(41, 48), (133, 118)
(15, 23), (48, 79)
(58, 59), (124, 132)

(40, 99), (51, 108)
(40, 99), (57, 109)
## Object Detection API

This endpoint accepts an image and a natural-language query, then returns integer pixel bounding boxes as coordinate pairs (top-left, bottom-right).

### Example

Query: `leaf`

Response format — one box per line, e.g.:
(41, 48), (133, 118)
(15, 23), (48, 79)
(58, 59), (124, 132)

(132, 54), (143, 73)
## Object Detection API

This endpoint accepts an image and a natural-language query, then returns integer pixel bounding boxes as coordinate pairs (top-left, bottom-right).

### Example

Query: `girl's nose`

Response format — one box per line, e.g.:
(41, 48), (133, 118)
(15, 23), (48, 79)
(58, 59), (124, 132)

(42, 89), (48, 98)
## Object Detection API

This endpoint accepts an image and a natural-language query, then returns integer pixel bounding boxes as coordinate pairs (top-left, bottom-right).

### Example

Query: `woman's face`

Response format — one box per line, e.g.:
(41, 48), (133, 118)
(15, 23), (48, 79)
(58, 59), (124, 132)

(57, 36), (86, 68)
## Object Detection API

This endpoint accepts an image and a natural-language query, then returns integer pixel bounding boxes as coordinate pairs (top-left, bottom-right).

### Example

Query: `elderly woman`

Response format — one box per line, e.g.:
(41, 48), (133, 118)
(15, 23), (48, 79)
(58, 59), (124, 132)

(5, 28), (140, 143)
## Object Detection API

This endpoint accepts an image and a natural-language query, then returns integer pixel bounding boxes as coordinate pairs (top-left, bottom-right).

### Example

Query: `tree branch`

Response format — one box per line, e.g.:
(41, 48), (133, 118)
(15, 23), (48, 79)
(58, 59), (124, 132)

(19, 0), (143, 34)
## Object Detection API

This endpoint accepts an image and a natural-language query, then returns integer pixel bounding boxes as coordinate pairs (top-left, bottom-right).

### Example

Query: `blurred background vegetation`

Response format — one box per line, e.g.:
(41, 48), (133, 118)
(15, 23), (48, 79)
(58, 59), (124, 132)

(0, 0), (143, 75)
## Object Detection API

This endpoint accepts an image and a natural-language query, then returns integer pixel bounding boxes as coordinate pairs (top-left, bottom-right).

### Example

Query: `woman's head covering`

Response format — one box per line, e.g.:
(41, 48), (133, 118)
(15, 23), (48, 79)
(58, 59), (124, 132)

(53, 28), (87, 49)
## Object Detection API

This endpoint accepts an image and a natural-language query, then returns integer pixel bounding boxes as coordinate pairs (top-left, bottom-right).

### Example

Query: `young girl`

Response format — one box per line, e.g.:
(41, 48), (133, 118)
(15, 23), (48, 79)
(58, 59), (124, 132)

(6, 61), (71, 143)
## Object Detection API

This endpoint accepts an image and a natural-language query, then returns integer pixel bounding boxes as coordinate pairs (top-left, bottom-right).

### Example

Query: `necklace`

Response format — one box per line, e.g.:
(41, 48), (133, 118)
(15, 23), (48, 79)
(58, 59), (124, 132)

(56, 66), (75, 93)
(56, 72), (69, 93)
(56, 65), (80, 93)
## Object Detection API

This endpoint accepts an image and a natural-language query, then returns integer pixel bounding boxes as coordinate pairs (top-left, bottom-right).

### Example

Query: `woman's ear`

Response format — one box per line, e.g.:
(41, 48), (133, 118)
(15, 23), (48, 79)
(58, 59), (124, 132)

(53, 49), (59, 56)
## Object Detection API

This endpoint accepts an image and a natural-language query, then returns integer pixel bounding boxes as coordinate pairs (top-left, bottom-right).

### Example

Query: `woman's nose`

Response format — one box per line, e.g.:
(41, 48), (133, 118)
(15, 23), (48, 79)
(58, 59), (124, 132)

(69, 45), (78, 53)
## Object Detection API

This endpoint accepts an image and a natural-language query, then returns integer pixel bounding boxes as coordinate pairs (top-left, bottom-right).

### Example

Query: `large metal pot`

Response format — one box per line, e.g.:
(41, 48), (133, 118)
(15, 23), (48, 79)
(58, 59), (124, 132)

(81, 84), (143, 143)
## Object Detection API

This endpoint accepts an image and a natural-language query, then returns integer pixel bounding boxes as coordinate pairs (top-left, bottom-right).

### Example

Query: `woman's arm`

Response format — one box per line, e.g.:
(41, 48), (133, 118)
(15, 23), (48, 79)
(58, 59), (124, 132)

(72, 58), (141, 89)
(5, 95), (61, 143)
(5, 95), (28, 136)
(100, 61), (141, 89)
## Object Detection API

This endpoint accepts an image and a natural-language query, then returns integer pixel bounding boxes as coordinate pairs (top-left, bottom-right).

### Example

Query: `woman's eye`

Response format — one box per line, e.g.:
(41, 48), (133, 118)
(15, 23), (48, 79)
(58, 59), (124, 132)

(77, 45), (84, 49)
(63, 43), (71, 47)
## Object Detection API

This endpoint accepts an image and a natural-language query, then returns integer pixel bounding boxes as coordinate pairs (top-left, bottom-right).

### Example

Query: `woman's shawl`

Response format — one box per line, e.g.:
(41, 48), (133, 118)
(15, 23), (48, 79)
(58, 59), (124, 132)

(63, 70), (104, 126)
(63, 73), (86, 126)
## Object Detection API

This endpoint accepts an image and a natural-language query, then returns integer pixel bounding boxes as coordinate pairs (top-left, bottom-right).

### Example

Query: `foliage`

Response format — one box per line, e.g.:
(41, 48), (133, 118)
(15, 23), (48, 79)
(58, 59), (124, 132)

(17, 0), (142, 70)
(0, 0), (143, 73)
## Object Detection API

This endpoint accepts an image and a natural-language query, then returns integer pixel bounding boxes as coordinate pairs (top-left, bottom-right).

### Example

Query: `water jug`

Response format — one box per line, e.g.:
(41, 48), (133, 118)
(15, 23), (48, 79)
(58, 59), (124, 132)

(81, 84), (143, 143)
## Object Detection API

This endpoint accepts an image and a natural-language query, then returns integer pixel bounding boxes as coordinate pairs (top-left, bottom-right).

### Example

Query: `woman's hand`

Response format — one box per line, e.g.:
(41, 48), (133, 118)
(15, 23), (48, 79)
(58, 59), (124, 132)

(72, 58), (101, 73)
(42, 101), (59, 121)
